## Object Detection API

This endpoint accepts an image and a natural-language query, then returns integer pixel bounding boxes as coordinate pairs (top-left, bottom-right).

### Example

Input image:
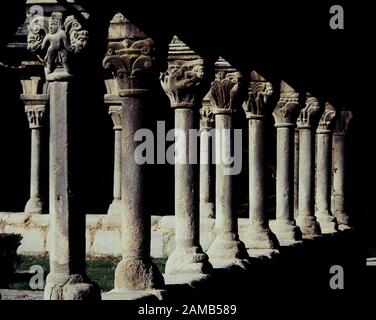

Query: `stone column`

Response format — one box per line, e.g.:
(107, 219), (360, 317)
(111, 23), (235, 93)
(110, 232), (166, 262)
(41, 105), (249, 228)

(103, 13), (164, 291)
(206, 58), (249, 267)
(315, 102), (338, 233)
(27, 12), (100, 299)
(272, 81), (302, 242)
(295, 93), (321, 235)
(199, 96), (215, 219)
(20, 63), (48, 214)
(242, 71), (279, 249)
(332, 109), (353, 229)
(293, 128), (299, 218)
(104, 78), (122, 215)
(161, 36), (212, 275)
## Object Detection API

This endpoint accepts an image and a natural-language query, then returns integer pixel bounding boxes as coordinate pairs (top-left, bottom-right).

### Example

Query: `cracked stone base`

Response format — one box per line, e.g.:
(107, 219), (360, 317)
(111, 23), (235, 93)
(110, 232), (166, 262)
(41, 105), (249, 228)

(207, 232), (250, 268)
(271, 221), (302, 242)
(44, 273), (101, 300)
(165, 246), (212, 275)
(243, 226), (279, 249)
(107, 199), (122, 215)
(114, 257), (164, 291)
(24, 198), (44, 215)
(316, 214), (338, 233)
(296, 215), (321, 235)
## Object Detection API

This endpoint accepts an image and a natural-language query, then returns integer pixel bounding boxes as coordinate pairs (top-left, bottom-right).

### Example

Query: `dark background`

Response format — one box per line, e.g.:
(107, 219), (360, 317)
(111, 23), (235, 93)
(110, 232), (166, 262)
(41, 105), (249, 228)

(0, 0), (374, 247)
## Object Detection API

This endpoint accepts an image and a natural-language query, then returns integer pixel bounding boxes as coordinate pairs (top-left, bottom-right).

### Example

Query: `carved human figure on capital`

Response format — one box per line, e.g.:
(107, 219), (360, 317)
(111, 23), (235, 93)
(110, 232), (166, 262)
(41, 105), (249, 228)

(27, 11), (89, 77)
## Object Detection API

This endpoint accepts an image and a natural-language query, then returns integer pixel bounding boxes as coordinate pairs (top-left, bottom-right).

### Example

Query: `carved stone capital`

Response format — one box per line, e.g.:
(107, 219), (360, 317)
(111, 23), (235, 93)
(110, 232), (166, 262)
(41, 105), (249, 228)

(317, 102), (336, 133)
(109, 105), (123, 130)
(242, 71), (273, 119)
(160, 36), (206, 108)
(334, 109), (353, 135)
(200, 95), (214, 128)
(297, 93), (321, 129)
(208, 57), (242, 115)
(27, 10), (89, 80)
(102, 14), (153, 97)
(23, 99), (48, 129)
(273, 81), (300, 127)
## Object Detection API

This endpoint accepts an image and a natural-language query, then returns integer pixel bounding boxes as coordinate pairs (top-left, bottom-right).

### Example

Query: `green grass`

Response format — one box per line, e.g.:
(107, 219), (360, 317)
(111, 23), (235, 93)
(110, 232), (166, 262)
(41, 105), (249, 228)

(7, 255), (167, 292)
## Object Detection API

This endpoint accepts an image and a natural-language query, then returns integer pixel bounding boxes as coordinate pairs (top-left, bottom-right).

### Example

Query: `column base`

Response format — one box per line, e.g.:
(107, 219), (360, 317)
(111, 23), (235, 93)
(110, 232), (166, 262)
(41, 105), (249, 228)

(243, 225), (279, 249)
(103, 288), (166, 301)
(333, 210), (351, 226)
(114, 257), (164, 291)
(165, 246), (212, 275)
(24, 197), (45, 215)
(296, 215), (321, 235)
(207, 232), (250, 269)
(44, 273), (101, 300)
(200, 201), (215, 219)
(316, 213), (338, 233)
(107, 199), (122, 215)
(271, 220), (302, 242)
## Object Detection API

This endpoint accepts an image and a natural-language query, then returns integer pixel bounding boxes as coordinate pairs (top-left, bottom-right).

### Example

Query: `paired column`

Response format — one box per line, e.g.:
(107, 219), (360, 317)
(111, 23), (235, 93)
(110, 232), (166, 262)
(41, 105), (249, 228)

(103, 13), (164, 290)
(315, 102), (338, 233)
(161, 36), (212, 275)
(295, 93), (321, 235)
(206, 58), (249, 267)
(26, 11), (100, 299)
(20, 63), (48, 214)
(104, 78), (123, 215)
(272, 81), (302, 242)
(332, 109), (353, 229)
(242, 71), (278, 249)
(199, 96), (215, 219)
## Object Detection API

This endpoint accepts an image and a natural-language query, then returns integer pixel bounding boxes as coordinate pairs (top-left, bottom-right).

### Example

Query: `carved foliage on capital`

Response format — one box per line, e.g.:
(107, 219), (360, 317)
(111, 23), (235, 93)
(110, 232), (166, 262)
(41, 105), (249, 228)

(103, 38), (154, 95)
(334, 109), (353, 135)
(297, 93), (321, 128)
(27, 10), (89, 77)
(273, 81), (300, 125)
(25, 104), (47, 129)
(161, 60), (205, 108)
(242, 71), (273, 117)
(209, 70), (242, 113)
(317, 102), (336, 132)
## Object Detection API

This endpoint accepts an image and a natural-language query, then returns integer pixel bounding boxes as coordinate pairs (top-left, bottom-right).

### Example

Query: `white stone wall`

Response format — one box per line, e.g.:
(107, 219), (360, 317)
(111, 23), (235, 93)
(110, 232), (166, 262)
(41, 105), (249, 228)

(0, 213), (250, 258)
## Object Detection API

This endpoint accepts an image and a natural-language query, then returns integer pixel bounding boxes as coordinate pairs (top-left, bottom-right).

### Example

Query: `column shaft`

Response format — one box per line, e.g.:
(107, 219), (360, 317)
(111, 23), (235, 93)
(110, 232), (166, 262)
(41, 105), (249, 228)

(315, 132), (338, 232)
(245, 118), (279, 249)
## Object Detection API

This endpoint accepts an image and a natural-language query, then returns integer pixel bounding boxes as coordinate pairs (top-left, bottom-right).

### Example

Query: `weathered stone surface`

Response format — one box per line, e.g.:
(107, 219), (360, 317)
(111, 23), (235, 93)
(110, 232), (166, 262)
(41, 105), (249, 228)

(150, 231), (164, 258)
(160, 215), (175, 230)
(92, 230), (121, 256)
(4, 227), (45, 253)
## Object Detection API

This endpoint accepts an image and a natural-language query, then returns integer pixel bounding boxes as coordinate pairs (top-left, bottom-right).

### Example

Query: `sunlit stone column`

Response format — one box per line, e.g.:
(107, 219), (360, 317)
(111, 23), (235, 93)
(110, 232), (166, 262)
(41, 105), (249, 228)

(206, 58), (249, 267)
(332, 109), (353, 229)
(272, 81), (302, 242)
(104, 78), (122, 215)
(315, 102), (338, 233)
(242, 71), (279, 249)
(295, 93), (321, 235)
(20, 62), (48, 214)
(199, 96), (215, 219)
(26, 11), (100, 299)
(103, 13), (164, 290)
(161, 36), (212, 275)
